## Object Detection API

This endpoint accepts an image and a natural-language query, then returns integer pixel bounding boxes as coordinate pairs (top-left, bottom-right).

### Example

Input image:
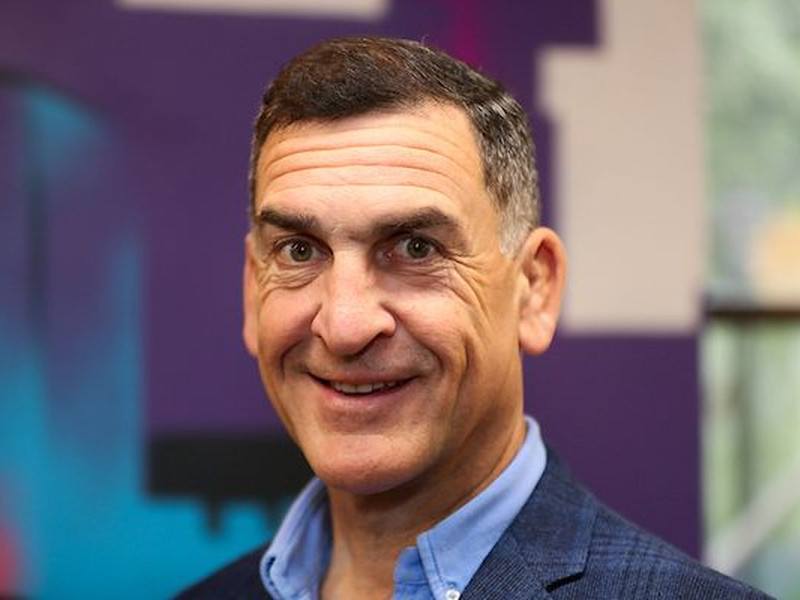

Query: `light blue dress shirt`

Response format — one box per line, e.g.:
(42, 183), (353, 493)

(260, 416), (546, 600)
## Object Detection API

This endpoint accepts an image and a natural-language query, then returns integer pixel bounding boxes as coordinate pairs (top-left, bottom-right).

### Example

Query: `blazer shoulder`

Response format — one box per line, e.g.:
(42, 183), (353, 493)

(173, 544), (271, 600)
(581, 502), (773, 599)
(495, 451), (774, 599)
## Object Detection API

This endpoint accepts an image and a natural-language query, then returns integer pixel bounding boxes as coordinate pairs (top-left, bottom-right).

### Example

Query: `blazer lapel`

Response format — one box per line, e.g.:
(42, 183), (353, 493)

(462, 451), (597, 600)
(460, 531), (550, 600)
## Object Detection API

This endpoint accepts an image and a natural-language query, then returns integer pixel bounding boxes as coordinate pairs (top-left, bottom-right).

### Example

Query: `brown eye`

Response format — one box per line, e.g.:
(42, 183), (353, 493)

(404, 237), (433, 260)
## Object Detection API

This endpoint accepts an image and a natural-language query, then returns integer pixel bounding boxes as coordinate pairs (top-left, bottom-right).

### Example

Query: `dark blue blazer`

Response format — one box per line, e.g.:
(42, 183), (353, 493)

(177, 453), (771, 599)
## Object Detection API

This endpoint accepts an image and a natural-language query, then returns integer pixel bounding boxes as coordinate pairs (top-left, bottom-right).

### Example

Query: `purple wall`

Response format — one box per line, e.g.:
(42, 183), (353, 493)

(1, 1), (699, 583)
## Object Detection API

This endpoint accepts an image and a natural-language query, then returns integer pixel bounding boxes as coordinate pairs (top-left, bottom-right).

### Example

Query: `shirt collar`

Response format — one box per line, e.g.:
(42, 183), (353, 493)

(260, 477), (330, 600)
(395, 415), (546, 598)
(261, 415), (546, 600)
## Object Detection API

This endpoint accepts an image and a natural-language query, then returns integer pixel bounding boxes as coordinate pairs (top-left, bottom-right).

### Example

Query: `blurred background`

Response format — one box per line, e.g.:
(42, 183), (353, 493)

(1, 0), (798, 598)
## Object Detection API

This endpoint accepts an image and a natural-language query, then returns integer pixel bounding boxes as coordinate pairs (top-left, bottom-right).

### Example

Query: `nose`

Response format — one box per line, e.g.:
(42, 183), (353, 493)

(310, 255), (396, 356)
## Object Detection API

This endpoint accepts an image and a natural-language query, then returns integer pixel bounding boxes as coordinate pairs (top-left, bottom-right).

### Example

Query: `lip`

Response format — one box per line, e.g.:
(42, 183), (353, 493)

(307, 369), (414, 385)
(308, 373), (417, 422)
(310, 372), (415, 396)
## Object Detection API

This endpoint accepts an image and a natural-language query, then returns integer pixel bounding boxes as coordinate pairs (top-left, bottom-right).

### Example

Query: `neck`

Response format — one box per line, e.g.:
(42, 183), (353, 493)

(320, 413), (526, 600)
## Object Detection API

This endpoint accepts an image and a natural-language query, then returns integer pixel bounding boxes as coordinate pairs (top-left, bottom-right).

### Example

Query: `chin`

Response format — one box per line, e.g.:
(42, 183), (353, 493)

(305, 434), (428, 496)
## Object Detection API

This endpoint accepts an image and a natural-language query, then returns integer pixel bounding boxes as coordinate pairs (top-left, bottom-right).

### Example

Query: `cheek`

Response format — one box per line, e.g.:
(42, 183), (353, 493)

(393, 288), (475, 377)
(457, 265), (519, 342)
(257, 286), (319, 370)
(255, 288), (320, 440)
(400, 273), (517, 383)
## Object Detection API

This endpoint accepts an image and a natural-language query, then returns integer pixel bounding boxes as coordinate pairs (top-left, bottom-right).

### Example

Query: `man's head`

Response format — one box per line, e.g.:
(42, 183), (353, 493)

(243, 37), (565, 498)
(248, 36), (539, 254)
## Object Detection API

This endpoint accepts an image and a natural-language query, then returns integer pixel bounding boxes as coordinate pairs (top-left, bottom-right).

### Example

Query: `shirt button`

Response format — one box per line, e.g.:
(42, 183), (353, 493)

(445, 590), (460, 600)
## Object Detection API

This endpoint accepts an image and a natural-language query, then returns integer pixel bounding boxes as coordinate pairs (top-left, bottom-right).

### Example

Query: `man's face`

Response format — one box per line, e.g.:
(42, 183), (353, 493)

(244, 104), (529, 496)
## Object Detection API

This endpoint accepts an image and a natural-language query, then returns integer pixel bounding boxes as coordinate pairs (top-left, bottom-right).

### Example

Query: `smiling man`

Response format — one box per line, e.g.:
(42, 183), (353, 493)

(179, 37), (769, 600)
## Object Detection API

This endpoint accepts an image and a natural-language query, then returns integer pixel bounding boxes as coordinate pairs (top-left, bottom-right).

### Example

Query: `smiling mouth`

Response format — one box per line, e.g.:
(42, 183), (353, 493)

(311, 375), (412, 396)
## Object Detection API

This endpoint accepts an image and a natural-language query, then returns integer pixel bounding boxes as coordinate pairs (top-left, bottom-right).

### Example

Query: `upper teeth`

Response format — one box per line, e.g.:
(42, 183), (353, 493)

(331, 381), (399, 394)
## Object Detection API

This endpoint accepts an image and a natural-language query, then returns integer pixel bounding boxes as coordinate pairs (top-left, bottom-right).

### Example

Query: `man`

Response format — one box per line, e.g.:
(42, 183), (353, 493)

(180, 37), (769, 599)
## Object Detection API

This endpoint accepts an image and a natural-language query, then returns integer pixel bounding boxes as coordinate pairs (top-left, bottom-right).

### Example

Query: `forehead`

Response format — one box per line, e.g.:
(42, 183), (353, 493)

(252, 104), (491, 225)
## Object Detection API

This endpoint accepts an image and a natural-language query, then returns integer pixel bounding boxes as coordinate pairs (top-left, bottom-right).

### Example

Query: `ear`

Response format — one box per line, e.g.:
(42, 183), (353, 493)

(242, 233), (260, 358)
(517, 227), (567, 355)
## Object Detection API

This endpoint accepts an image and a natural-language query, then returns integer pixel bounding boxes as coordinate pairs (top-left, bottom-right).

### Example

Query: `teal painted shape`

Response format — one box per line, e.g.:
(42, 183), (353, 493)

(23, 86), (100, 186)
(2, 84), (279, 599)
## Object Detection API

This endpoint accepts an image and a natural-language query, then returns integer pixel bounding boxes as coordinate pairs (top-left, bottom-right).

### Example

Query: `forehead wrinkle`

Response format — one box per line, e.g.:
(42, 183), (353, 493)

(254, 105), (485, 207)
(265, 125), (474, 158)
(259, 121), (480, 176)
(262, 183), (464, 208)
(262, 144), (478, 190)
(264, 165), (474, 204)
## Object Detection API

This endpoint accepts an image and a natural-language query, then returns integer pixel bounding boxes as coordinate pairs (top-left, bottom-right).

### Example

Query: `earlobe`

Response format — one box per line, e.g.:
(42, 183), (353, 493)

(517, 227), (567, 356)
(242, 234), (260, 357)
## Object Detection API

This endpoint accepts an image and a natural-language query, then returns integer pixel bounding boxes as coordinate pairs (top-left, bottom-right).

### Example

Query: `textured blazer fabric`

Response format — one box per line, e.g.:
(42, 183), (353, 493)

(176, 452), (773, 600)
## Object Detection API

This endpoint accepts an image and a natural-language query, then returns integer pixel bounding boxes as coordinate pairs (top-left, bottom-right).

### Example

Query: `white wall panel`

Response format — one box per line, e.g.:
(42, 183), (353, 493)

(117, 0), (389, 20)
(540, 0), (705, 333)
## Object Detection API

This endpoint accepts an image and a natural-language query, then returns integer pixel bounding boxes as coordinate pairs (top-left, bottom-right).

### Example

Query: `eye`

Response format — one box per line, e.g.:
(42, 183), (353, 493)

(404, 237), (432, 259)
(277, 238), (319, 263)
(394, 236), (437, 261)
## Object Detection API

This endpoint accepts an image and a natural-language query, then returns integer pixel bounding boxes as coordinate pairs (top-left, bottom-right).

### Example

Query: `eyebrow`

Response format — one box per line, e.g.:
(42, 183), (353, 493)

(255, 207), (320, 235)
(373, 207), (462, 239)
(255, 206), (468, 248)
